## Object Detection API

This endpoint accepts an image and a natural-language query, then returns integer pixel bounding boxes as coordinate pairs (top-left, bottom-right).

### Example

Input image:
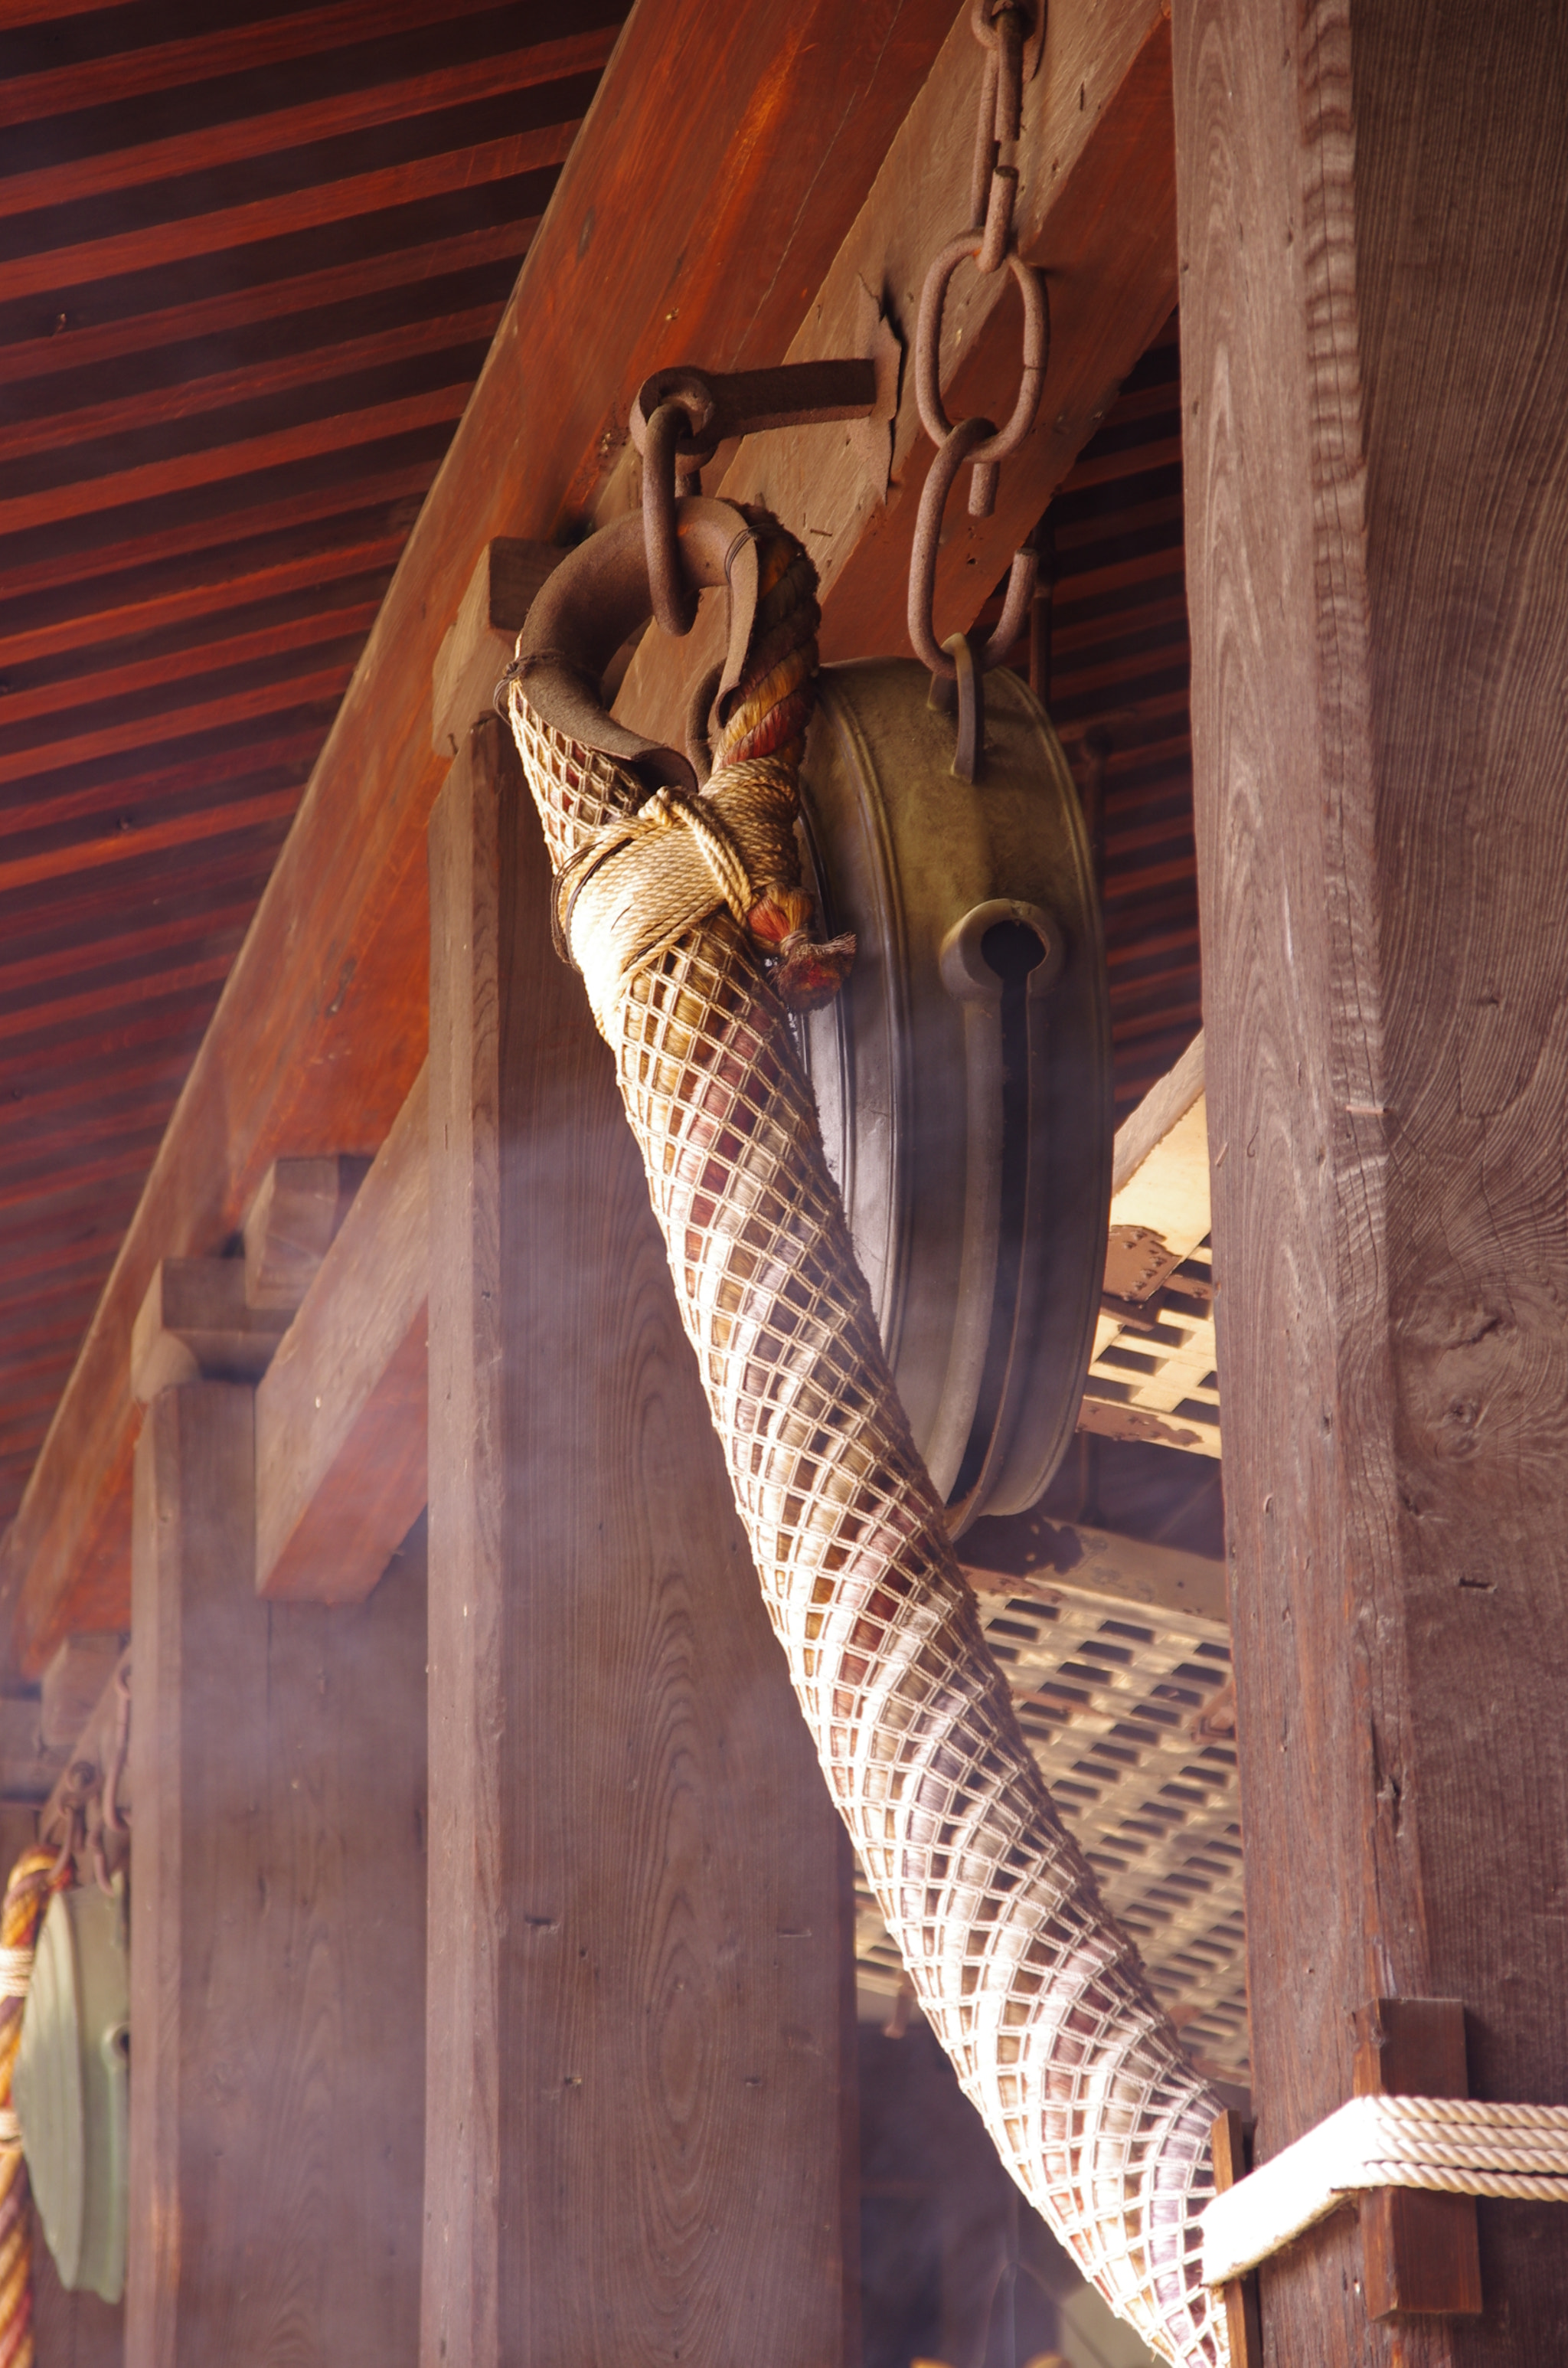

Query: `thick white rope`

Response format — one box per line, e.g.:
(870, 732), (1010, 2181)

(1203, 2094), (1568, 2286)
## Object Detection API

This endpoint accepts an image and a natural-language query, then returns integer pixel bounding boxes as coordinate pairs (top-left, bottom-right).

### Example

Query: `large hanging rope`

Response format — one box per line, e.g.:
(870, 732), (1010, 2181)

(0, 1846), (63, 2368)
(508, 514), (1227, 2368)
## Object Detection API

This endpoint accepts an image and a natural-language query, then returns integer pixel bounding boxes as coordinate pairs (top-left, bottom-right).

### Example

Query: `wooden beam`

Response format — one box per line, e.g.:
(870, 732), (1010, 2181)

(0, 0), (961, 1677)
(1352, 2000), (1481, 2321)
(129, 1259), (289, 1404)
(254, 1068), (429, 1605)
(127, 1377), (426, 2367)
(423, 716), (853, 2368)
(0, 31), (613, 228)
(0, 0), (1142, 1676)
(38, 1631), (122, 1751)
(0, 1696), (67, 1807)
(616, 0), (1178, 742)
(1174, 0), (1568, 2355)
(243, 1152), (370, 1313)
(1, 0), (539, 128)
(962, 1519), (1227, 1628)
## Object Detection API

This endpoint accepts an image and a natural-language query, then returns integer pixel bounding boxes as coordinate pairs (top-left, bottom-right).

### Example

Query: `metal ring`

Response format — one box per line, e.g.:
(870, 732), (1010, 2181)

(908, 418), (995, 676)
(914, 243), (1047, 463)
(629, 367), (720, 467)
(908, 420), (1038, 681)
(642, 403), (698, 636)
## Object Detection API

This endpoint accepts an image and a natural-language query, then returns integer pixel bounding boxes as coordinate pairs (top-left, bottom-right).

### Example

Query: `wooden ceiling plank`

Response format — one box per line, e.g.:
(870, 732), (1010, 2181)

(0, 1147), (176, 1225)
(0, 739), (320, 851)
(0, 221), (534, 392)
(0, 384), (469, 542)
(0, 957), (234, 1051)
(0, 783), (302, 897)
(0, 459), (436, 605)
(0, 905), (253, 1006)
(4, 122), (577, 306)
(0, 0), (590, 125)
(0, 28), (615, 225)
(3, 604), (379, 738)
(0, 843), (282, 963)
(0, 537), (401, 672)
(0, 0), (998, 1671)
(5, 304), (500, 466)
(0, 675), (349, 803)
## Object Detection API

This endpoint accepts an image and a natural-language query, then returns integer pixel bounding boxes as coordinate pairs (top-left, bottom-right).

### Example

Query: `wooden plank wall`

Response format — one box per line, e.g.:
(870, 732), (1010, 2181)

(1174, 0), (1568, 2357)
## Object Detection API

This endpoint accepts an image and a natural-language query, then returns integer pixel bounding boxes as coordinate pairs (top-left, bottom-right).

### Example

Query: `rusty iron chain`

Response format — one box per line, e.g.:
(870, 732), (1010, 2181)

(627, 361), (877, 643)
(908, 0), (1049, 777)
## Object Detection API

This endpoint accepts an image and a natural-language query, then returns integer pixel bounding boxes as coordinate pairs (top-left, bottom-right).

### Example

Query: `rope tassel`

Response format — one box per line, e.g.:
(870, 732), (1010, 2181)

(508, 515), (1228, 2368)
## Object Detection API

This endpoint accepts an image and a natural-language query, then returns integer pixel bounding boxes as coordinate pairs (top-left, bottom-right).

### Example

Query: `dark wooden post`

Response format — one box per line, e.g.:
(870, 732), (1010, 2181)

(126, 1359), (426, 2367)
(1174, 2), (1568, 2360)
(423, 716), (854, 2368)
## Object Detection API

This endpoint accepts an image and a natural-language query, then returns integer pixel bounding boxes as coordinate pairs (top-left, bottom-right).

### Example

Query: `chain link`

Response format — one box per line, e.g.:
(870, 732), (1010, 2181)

(907, 0), (1048, 774)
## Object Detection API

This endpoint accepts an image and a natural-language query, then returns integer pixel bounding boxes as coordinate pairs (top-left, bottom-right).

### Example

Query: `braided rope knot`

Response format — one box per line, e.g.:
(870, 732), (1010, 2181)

(557, 754), (852, 1033)
(1203, 2092), (1568, 2288)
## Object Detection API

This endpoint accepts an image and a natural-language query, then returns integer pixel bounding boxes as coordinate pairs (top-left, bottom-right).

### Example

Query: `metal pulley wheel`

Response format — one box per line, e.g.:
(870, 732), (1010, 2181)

(511, 503), (1109, 1538)
(13, 1879), (129, 2304)
(797, 659), (1109, 1535)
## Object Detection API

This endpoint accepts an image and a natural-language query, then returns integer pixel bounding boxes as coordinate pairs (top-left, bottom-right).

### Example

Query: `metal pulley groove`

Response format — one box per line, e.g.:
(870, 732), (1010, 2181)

(797, 657), (1109, 1536)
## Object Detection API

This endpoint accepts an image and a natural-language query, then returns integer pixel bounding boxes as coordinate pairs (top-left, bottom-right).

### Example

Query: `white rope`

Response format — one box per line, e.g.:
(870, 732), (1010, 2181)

(0, 1948), (31, 2000)
(1203, 2094), (1568, 2286)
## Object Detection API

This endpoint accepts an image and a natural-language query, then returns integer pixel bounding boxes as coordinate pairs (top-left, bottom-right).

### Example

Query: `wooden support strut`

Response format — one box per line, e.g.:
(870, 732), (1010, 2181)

(422, 714), (856, 2368)
(1352, 1999), (1481, 2322)
(125, 1260), (426, 2368)
(1174, 0), (1568, 2358)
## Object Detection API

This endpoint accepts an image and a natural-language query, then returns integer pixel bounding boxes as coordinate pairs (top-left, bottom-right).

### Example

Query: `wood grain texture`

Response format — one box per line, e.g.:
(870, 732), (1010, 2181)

(1353, 2000), (1481, 2321)
(0, 0), (548, 128)
(127, 1384), (426, 2368)
(243, 1153), (370, 1313)
(0, 0), (959, 1677)
(1174, 2), (1568, 2358)
(618, 0), (1179, 744)
(255, 1067), (429, 1604)
(0, 30), (614, 226)
(424, 718), (852, 2368)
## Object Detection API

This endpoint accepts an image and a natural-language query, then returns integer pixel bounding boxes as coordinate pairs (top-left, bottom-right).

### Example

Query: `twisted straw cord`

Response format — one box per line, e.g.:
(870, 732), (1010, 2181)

(0, 1846), (60, 2368)
(1203, 2093), (1568, 2287)
(508, 646), (1229, 2366)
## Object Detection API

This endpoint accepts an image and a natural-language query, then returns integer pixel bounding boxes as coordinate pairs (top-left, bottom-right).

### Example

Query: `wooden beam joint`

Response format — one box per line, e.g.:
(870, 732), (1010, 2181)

(1352, 1998), (1481, 2322)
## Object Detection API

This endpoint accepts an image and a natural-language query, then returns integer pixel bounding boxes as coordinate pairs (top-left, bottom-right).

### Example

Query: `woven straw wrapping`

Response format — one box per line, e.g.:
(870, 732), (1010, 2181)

(510, 694), (1229, 2368)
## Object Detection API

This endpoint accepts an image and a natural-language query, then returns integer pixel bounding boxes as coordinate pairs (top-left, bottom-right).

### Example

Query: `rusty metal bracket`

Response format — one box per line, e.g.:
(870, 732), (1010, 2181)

(629, 361), (877, 639)
(629, 359), (879, 475)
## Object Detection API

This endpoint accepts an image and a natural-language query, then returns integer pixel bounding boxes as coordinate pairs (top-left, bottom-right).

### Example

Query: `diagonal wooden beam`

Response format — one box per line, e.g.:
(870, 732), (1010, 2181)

(0, 0), (964, 1675)
(616, 0), (1178, 741)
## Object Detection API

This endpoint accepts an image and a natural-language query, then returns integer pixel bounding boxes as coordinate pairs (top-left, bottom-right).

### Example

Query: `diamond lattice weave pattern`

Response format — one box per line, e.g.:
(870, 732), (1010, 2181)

(509, 691), (1229, 2368)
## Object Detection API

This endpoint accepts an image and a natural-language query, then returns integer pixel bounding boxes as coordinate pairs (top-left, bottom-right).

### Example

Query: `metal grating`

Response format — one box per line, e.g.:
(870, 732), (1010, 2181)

(855, 1573), (1249, 2085)
(1081, 1240), (1220, 1459)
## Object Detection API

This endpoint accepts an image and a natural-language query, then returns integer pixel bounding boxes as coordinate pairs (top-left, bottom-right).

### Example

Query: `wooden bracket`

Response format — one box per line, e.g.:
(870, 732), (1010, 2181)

(1210, 2109), (1264, 2367)
(1353, 1998), (1482, 2321)
(130, 1258), (291, 1404)
(431, 535), (560, 760)
(242, 1153), (371, 1310)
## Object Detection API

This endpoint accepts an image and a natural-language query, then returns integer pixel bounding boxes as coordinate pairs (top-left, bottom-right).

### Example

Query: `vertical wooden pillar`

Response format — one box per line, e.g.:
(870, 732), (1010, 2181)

(127, 1380), (426, 2367)
(423, 715), (854, 2368)
(1174, 2), (1568, 2360)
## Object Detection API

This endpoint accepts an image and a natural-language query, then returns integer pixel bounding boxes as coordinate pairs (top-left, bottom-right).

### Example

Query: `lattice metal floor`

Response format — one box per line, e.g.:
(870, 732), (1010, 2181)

(854, 1567), (1249, 2085)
